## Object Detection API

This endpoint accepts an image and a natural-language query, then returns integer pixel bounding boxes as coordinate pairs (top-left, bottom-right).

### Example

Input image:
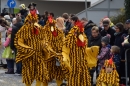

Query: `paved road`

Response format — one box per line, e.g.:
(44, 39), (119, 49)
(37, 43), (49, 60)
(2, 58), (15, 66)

(0, 68), (96, 86)
(0, 68), (57, 86)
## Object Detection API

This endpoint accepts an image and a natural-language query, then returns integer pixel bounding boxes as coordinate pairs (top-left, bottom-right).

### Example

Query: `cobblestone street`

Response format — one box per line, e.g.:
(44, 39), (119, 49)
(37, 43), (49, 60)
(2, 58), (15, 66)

(0, 68), (57, 86)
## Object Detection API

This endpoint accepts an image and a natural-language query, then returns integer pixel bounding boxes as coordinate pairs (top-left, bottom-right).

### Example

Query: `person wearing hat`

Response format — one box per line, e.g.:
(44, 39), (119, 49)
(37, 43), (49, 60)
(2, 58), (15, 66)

(28, 2), (39, 14)
(100, 19), (115, 45)
(97, 35), (111, 76)
(19, 4), (28, 18)
(123, 19), (130, 35)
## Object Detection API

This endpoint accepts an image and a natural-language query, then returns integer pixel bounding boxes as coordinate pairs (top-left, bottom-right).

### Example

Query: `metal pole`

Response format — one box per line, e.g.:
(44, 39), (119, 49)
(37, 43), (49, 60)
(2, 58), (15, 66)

(125, 49), (129, 86)
(108, 0), (110, 17)
(85, 0), (88, 19)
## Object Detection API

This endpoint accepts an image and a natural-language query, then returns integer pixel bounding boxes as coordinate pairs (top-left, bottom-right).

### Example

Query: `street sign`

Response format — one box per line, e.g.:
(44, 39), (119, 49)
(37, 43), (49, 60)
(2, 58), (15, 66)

(7, 0), (16, 8)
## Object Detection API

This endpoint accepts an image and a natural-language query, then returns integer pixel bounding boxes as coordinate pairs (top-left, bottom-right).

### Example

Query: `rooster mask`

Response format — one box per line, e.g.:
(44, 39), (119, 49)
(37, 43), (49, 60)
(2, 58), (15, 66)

(103, 57), (115, 73)
(75, 21), (86, 47)
(48, 16), (58, 37)
(32, 22), (39, 35)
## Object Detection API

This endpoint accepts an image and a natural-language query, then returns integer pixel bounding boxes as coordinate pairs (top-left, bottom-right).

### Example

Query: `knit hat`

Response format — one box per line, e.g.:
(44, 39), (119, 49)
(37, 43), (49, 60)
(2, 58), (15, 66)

(101, 35), (110, 44)
(19, 4), (26, 9)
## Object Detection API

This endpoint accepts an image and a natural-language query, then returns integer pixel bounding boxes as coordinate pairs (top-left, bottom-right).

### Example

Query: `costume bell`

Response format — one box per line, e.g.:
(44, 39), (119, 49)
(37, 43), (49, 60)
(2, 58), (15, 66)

(62, 20), (91, 86)
(96, 58), (119, 86)
(14, 2), (55, 86)
(43, 16), (71, 86)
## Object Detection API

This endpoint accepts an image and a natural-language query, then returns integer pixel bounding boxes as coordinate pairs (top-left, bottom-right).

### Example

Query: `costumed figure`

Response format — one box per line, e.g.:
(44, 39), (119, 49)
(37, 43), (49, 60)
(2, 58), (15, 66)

(63, 18), (91, 86)
(43, 15), (71, 86)
(85, 46), (99, 68)
(96, 58), (119, 86)
(28, 2), (39, 14)
(14, 3), (55, 86)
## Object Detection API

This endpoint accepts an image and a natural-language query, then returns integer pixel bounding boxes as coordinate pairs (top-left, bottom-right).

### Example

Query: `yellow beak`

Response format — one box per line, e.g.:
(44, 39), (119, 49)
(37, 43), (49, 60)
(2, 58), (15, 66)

(51, 26), (54, 32)
(34, 22), (40, 28)
(78, 34), (84, 42)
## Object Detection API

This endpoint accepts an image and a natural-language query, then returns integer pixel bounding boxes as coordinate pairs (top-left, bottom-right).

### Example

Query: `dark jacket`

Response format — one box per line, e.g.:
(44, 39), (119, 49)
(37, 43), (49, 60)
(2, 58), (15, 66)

(123, 29), (129, 36)
(10, 22), (23, 51)
(113, 54), (121, 73)
(100, 27), (115, 45)
(84, 20), (96, 38)
(19, 9), (28, 18)
(65, 21), (72, 35)
(88, 34), (102, 48)
(38, 20), (45, 26)
(114, 32), (124, 49)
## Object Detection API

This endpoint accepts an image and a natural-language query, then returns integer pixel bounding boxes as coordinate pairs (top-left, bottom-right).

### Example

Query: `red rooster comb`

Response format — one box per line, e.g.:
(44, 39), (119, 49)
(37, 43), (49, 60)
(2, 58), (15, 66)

(48, 15), (53, 23)
(108, 57), (113, 65)
(75, 20), (84, 32)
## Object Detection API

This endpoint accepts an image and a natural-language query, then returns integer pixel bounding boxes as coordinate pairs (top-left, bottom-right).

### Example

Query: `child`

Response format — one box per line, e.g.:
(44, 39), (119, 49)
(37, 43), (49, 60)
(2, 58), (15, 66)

(2, 28), (15, 74)
(97, 35), (111, 75)
(110, 46), (121, 74)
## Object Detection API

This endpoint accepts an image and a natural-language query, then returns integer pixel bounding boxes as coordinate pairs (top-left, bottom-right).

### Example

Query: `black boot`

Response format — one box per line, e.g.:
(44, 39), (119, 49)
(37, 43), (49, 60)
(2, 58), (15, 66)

(5, 68), (14, 74)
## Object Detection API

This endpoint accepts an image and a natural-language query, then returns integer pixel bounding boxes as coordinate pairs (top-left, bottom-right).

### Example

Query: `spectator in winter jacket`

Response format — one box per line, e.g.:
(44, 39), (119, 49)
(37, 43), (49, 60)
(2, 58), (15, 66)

(88, 26), (102, 48)
(88, 26), (102, 85)
(114, 23), (125, 54)
(123, 19), (130, 35)
(110, 46), (121, 74)
(104, 18), (115, 29)
(97, 35), (111, 75)
(81, 18), (96, 38)
(10, 16), (23, 75)
(62, 13), (71, 35)
(100, 20), (115, 45)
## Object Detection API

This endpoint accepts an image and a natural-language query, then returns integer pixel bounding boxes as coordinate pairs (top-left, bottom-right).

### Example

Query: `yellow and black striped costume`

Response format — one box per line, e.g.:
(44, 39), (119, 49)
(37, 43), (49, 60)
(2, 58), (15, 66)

(43, 20), (71, 83)
(96, 60), (119, 86)
(14, 13), (54, 85)
(63, 26), (91, 86)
